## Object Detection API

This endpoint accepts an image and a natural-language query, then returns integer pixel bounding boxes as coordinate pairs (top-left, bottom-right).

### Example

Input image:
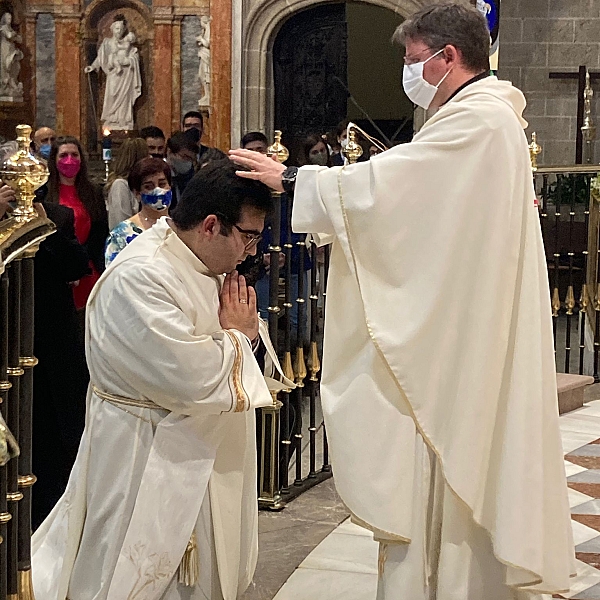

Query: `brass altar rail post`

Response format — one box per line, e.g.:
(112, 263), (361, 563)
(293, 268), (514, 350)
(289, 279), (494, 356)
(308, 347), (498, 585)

(292, 238), (306, 486)
(6, 260), (22, 600)
(0, 272), (11, 600)
(17, 251), (37, 600)
(0, 124), (55, 600)
(580, 176), (592, 375)
(322, 246), (331, 472)
(258, 131), (288, 511)
(308, 241), (320, 478)
(553, 175), (562, 346)
(564, 175), (577, 372)
(279, 192), (294, 493)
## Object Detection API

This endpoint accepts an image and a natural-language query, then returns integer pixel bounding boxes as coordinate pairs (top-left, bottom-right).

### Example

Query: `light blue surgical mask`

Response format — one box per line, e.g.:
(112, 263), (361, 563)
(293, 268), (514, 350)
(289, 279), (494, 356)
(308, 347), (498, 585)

(39, 143), (51, 159)
(140, 187), (172, 211)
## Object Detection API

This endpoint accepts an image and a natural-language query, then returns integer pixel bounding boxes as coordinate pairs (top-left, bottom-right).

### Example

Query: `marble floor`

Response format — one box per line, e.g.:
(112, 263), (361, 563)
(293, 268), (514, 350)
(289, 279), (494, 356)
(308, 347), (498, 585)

(251, 389), (600, 600)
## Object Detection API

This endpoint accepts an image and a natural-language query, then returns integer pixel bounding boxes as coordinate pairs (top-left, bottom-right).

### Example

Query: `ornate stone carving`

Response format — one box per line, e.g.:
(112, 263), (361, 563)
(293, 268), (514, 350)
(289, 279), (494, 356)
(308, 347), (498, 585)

(0, 13), (23, 102)
(84, 14), (142, 130)
(197, 15), (211, 107)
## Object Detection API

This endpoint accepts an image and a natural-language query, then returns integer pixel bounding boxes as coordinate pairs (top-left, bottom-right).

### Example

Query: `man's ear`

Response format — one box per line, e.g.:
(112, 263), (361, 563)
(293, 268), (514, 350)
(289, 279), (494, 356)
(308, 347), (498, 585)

(444, 44), (461, 66)
(201, 214), (220, 238)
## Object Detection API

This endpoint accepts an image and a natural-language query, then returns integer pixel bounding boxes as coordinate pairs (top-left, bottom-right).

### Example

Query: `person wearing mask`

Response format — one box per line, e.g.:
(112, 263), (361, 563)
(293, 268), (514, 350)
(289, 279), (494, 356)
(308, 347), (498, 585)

(182, 110), (209, 159)
(32, 126), (56, 161)
(0, 140), (90, 528)
(166, 131), (198, 211)
(38, 136), (108, 311)
(241, 131), (269, 154)
(105, 137), (149, 229)
(140, 125), (167, 159)
(105, 157), (172, 266)
(300, 133), (331, 167)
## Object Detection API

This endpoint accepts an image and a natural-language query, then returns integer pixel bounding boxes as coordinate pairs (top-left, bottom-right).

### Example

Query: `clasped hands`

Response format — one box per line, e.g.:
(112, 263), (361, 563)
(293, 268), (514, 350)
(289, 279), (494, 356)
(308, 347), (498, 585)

(219, 271), (259, 343)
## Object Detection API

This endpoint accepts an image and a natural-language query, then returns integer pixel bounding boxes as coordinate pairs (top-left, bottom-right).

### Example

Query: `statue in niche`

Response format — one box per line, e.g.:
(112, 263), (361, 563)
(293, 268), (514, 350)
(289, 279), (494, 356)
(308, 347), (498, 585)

(84, 14), (142, 130)
(0, 12), (23, 102)
(197, 16), (211, 106)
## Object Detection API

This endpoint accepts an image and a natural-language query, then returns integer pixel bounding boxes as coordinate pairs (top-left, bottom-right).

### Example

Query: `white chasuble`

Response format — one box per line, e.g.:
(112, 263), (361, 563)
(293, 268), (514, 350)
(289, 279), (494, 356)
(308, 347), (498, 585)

(292, 77), (575, 599)
(32, 218), (274, 600)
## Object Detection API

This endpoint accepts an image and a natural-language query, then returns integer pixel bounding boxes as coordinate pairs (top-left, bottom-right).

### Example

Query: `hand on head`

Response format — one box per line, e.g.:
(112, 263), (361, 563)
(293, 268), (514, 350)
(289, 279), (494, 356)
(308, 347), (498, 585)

(218, 271), (259, 342)
(228, 149), (286, 193)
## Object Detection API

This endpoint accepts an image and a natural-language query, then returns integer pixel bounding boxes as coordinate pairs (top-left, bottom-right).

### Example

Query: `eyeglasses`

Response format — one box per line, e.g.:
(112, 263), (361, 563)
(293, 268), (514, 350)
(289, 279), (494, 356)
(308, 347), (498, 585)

(216, 213), (263, 250)
(232, 224), (262, 250)
(403, 47), (442, 65)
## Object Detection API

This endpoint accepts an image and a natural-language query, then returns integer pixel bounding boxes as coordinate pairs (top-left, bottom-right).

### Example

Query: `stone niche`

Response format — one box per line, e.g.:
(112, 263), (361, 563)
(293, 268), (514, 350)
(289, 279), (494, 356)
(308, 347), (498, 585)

(0, 0), (32, 141)
(82, 0), (153, 155)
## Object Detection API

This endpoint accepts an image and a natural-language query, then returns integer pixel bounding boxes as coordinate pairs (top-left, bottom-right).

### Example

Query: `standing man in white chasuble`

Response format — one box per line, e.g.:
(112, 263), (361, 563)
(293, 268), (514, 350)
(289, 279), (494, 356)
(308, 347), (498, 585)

(230, 3), (575, 599)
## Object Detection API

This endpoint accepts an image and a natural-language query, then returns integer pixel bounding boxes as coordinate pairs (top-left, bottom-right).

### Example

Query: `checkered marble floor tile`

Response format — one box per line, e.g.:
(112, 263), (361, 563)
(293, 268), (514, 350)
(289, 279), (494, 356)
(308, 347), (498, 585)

(272, 400), (600, 600)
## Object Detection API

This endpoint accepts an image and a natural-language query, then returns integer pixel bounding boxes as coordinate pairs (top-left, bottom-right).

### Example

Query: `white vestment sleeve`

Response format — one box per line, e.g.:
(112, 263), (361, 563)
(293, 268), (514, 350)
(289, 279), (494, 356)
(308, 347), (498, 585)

(87, 261), (272, 416)
(292, 165), (339, 246)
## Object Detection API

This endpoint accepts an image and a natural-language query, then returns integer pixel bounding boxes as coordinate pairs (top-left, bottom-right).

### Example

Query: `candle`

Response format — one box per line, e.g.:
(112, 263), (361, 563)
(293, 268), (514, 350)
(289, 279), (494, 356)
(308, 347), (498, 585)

(102, 128), (112, 162)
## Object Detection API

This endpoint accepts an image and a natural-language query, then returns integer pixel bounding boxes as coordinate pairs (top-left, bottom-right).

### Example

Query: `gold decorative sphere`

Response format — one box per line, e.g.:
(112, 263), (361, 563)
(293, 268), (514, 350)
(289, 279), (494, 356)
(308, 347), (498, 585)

(1, 125), (49, 219)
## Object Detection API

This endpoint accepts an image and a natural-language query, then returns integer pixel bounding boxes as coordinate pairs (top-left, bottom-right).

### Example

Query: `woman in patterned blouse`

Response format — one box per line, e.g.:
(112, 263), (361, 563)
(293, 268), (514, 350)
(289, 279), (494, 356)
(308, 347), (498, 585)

(105, 157), (172, 266)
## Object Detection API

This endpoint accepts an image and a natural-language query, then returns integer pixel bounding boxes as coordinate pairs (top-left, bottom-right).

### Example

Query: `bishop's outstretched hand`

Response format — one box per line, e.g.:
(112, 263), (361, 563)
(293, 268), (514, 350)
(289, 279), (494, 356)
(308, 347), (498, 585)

(229, 149), (286, 193)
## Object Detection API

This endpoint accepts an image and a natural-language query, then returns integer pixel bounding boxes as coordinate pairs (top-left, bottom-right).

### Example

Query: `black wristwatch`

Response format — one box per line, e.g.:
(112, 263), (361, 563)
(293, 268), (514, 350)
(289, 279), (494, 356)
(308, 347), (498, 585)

(281, 166), (298, 195)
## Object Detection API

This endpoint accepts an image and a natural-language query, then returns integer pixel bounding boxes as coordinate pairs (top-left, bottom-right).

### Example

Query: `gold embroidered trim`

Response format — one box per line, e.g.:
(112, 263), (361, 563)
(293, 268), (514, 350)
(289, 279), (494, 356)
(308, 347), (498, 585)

(224, 331), (249, 412)
(92, 385), (162, 425)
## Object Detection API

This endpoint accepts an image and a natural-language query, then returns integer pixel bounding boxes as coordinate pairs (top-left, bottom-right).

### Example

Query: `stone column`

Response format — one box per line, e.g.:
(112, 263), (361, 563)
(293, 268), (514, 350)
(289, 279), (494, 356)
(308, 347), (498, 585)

(209, 0), (232, 150)
(153, 7), (174, 138)
(55, 15), (80, 137)
(23, 14), (37, 123)
(171, 16), (182, 135)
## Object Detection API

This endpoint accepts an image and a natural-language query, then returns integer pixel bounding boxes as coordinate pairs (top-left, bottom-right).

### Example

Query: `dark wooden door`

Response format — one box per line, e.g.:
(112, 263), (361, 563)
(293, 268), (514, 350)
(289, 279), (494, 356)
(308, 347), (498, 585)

(273, 4), (348, 163)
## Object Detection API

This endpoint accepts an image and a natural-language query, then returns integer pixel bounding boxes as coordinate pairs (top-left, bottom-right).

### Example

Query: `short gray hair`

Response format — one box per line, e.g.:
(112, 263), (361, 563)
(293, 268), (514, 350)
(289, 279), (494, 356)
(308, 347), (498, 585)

(393, 2), (490, 73)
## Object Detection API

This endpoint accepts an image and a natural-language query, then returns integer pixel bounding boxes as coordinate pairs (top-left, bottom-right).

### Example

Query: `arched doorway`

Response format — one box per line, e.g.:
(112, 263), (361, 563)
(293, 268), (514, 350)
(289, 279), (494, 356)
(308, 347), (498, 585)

(272, 2), (413, 162)
(239, 0), (426, 144)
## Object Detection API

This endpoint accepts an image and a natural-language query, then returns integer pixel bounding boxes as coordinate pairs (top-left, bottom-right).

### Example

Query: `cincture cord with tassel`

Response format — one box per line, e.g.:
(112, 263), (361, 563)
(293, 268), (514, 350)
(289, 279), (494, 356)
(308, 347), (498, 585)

(178, 532), (199, 587)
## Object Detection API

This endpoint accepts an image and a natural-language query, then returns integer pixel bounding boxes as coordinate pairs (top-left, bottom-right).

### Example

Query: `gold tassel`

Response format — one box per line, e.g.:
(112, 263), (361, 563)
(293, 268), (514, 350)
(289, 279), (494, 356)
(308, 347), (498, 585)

(178, 532), (199, 587)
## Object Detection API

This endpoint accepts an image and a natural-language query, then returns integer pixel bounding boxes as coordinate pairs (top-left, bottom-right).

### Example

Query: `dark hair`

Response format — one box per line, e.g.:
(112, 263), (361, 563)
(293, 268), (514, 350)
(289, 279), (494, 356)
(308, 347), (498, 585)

(300, 133), (330, 167)
(183, 111), (204, 127)
(393, 2), (490, 73)
(47, 136), (105, 221)
(128, 157), (172, 192)
(167, 131), (199, 155)
(171, 159), (273, 233)
(335, 120), (349, 139)
(241, 131), (268, 148)
(198, 147), (227, 169)
(140, 126), (165, 140)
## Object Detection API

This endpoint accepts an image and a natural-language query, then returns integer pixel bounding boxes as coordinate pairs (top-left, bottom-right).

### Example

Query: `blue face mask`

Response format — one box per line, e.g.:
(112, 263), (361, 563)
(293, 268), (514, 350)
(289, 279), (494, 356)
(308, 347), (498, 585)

(140, 187), (172, 211)
(39, 144), (51, 159)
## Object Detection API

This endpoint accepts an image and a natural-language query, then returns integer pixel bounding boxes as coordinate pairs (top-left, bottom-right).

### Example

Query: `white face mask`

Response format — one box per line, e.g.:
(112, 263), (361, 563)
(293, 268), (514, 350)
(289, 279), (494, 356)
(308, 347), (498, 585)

(402, 48), (452, 110)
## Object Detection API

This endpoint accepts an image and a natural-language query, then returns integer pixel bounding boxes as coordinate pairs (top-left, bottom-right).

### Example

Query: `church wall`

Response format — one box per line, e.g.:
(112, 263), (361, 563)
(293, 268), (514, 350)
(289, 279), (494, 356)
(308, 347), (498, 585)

(35, 13), (55, 129)
(181, 15), (201, 117)
(498, 0), (600, 165)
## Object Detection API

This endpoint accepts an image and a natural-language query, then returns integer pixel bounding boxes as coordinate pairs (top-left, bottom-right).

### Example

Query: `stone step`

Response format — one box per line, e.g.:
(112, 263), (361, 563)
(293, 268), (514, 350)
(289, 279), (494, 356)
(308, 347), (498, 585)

(557, 373), (595, 414)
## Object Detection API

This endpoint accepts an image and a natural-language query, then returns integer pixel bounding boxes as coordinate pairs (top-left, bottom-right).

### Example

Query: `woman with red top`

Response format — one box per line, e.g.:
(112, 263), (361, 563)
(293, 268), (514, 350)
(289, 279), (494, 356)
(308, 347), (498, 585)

(38, 136), (108, 310)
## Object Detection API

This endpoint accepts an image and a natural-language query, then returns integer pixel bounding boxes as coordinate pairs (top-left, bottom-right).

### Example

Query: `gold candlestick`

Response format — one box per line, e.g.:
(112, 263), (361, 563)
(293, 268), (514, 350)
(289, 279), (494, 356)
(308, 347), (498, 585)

(342, 129), (363, 165)
(0, 125), (48, 221)
(267, 130), (289, 164)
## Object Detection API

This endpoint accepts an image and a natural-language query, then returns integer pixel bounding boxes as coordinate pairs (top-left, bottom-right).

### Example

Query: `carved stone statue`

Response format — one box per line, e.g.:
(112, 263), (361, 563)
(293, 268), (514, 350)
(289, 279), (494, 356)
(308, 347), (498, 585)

(0, 13), (23, 102)
(84, 14), (142, 130)
(197, 16), (211, 107)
